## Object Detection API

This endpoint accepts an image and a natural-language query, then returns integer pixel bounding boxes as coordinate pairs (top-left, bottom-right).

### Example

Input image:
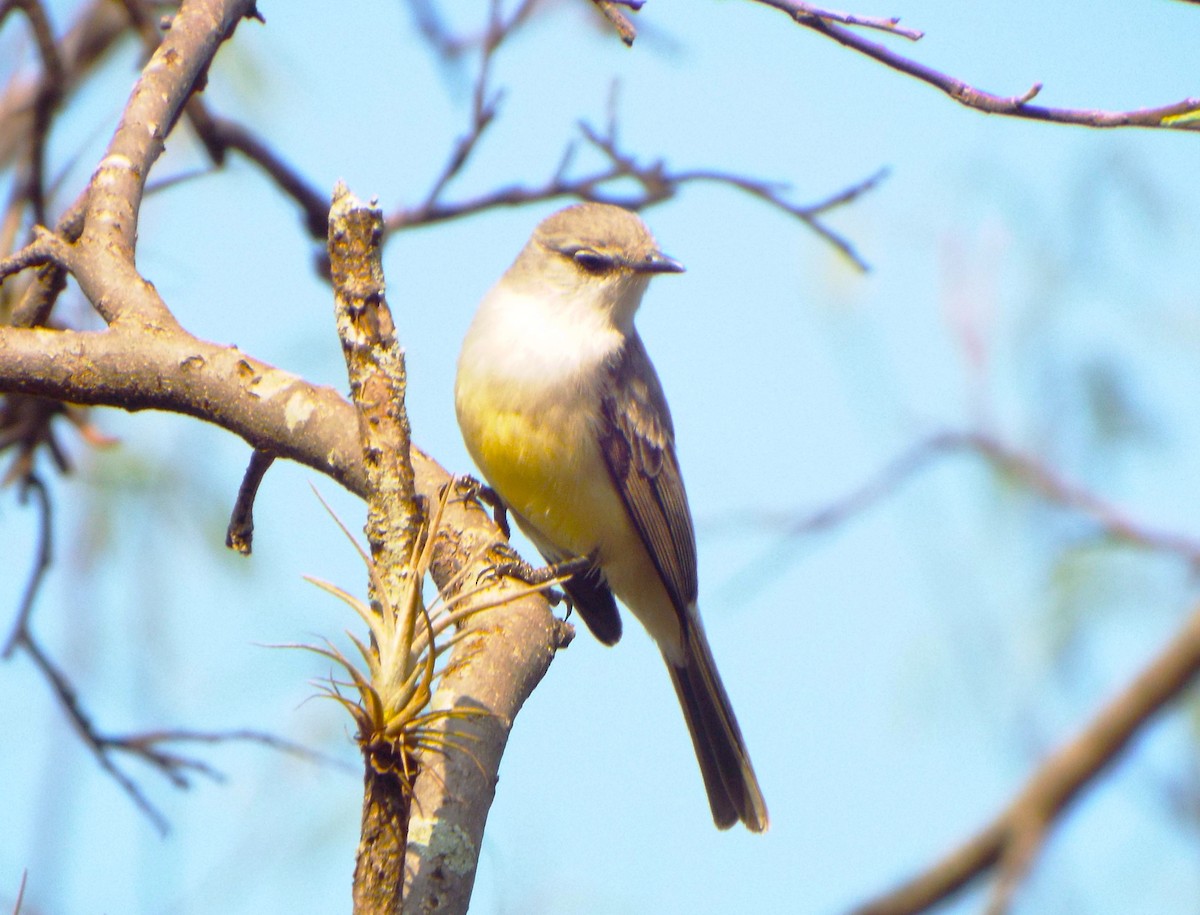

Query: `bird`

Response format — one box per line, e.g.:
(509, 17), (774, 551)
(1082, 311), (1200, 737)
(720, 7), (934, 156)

(454, 202), (767, 832)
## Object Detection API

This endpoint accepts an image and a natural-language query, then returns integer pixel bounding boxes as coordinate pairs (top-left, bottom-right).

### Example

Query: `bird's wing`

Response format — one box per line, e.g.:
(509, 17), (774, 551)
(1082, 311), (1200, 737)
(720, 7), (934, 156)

(598, 333), (699, 615)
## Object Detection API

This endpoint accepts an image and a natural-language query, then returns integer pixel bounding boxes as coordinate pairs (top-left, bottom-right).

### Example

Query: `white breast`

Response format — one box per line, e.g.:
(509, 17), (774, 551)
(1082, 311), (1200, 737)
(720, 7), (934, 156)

(458, 284), (625, 400)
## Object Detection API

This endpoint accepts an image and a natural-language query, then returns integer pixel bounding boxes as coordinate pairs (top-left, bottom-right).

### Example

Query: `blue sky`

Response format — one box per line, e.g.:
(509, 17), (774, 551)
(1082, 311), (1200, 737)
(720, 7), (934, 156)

(3, 1), (1200, 912)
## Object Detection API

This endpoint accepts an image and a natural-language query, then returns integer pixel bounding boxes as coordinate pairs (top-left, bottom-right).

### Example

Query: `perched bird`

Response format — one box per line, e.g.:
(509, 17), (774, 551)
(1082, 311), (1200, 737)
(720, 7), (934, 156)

(455, 202), (767, 831)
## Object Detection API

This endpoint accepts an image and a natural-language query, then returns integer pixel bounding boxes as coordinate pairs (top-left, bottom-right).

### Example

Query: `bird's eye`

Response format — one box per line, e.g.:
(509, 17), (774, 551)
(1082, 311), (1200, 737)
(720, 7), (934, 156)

(571, 249), (613, 274)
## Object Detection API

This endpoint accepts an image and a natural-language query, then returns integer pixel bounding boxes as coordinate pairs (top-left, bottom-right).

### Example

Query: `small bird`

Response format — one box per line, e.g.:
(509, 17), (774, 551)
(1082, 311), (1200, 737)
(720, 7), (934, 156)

(455, 202), (767, 832)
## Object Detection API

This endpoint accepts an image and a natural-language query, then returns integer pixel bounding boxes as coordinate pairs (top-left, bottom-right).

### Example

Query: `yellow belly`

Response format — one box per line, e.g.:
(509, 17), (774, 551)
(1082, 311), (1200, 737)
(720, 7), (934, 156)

(464, 397), (615, 559)
(455, 364), (685, 655)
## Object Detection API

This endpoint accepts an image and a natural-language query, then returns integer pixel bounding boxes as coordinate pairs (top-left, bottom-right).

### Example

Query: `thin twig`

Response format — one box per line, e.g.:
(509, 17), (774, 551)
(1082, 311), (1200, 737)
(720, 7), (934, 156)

(12, 0), (67, 227)
(0, 228), (69, 283)
(392, 115), (884, 270)
(408, 0), (540, 60)
(89, 3), (885, 268)
(788, 2), (922, 40)
(590, 0), (637, 46)
(225, 447), (276, 555)
(19, 630), (172, 832)
(12, 868), (28, 913)
(1, 477), (328, 836)
(416, 0), (508, 215)
(738, 430), (1200, 565)
(754, 1), (1200, 130)
(2, 474), (51, 657)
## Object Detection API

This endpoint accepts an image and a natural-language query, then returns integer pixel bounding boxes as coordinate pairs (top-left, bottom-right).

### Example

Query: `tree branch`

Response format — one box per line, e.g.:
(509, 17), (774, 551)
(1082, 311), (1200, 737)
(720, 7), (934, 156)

(853, 601), (1200, 915)
(328, 184), (421, 914)
(224, 447), (274, 555)
(730, 429), (1200, 568)
(0, 0), (131, 170)
(589, 0), (639, 46)
(403, 516), (576, 914)
(754, 1), (1200, 130)
(1, 473), (331, 833)
(389, 113), (883, 270)
(72, 0), (260, 326)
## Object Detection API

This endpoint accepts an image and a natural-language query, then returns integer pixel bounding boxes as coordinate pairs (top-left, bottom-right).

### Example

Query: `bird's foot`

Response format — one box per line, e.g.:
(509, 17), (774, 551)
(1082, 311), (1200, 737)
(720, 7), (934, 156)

(456, 475), (512, 539)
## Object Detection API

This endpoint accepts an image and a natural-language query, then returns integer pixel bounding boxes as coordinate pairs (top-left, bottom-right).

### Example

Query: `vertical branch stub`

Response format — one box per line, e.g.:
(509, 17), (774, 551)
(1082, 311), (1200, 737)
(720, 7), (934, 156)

(329, 181), (421, 915)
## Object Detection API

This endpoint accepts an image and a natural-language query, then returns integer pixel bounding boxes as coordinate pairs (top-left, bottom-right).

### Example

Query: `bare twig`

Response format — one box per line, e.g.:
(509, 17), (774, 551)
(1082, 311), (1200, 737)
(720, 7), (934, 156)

(11, 868), (28, 914)
(0, 394), (69, 484)
(9, 0), (67, 227)
(785, 2), (922, 40)
(33, 640), (210, 832)
(108, 727), (350, 776)
(582, 120), (886, 269)
(1, 471), (332, 833)
(415, 0), (510, 216)
(958, 432), (1200, 565)
(754, 1), (1200, 130)
(0, 227), (69, 282)
(0, 0), (132, 169)
(391, 112), (884, 269)
(225, 447), (276, 555)
(853, 601), (1200, 914)
(407, 0), (540, 60)
(8, 191), (87, 328)
(734, 430), (1200, 566)
(590, 0), (638, 46)
(37, 638), (335, 831)
(116, 1), (330, 240)
(201, 116), (330, 238)
(88, 3), (884, 269)
(2, 474), (51, 657)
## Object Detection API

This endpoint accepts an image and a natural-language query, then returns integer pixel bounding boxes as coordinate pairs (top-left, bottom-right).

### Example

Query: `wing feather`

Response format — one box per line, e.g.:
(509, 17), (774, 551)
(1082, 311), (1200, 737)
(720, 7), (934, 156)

(598, 334), (698, 615)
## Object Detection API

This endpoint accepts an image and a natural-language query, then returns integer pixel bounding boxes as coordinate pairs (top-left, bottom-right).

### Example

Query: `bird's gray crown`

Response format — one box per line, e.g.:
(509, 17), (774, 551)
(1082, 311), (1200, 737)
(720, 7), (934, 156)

(532, 203), (684, 276)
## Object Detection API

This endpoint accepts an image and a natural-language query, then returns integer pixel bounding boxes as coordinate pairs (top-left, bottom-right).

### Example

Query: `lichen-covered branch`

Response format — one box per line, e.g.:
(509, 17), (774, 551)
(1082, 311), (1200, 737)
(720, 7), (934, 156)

(329, 184), (420, 914)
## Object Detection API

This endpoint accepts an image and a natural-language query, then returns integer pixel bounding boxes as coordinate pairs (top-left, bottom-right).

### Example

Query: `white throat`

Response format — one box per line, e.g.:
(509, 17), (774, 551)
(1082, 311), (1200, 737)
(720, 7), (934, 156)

(459, 275), (646, 394)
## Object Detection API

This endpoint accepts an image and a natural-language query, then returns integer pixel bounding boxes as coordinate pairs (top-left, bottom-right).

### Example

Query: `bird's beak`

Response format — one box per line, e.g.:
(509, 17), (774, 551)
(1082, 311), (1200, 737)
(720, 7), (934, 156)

(635, 251), (685, 275)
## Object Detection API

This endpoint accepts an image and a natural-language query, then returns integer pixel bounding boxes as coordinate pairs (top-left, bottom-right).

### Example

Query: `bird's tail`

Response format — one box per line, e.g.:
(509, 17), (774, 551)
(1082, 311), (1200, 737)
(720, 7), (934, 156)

(665, 622), (769, 832)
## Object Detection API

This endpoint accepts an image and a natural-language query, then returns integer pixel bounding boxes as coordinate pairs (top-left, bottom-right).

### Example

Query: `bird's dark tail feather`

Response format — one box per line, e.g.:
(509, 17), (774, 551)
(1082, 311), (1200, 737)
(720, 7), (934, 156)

(666, 624), (768, 832)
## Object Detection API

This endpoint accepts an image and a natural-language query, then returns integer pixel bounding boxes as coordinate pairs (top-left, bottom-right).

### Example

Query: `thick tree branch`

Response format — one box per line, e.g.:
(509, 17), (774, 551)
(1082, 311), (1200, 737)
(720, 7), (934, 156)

(404, 519), (575, 914)
(0, 323), (367, 489)
(0, 288), (571, 871)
